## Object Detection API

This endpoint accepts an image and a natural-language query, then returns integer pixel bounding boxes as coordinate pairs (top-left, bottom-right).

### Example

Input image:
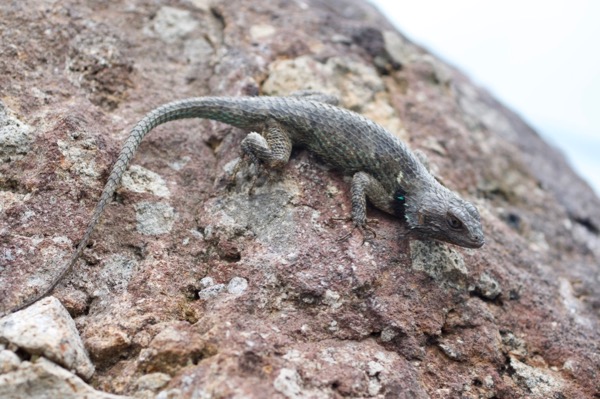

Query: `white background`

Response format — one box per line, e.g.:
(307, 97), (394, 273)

(369, 0), (600, 194)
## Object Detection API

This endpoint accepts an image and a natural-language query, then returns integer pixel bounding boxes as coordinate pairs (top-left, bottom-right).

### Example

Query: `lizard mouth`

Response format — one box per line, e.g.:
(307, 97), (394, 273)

(462, 236), (485, 248)
(417, 229), (485, 249)
(448, 231), (485, 248)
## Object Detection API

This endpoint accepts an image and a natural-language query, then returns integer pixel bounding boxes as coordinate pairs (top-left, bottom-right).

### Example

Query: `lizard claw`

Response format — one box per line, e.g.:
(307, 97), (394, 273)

(227, 157), (247, 186)
(332, 217), (379, 244)
(227, 156), (263, 194)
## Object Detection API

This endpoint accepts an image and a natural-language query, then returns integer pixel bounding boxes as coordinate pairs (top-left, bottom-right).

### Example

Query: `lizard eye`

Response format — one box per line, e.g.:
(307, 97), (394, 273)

(446, 214), (464, 230)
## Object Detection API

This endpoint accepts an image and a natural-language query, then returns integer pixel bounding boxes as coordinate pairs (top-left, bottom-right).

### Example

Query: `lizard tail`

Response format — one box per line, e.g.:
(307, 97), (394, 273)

(10, 97), (263, 313)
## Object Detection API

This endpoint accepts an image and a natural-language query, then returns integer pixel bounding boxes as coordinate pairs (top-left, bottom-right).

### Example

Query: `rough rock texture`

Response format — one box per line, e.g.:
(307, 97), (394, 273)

(0, 0), (599, 398)
(0, 296), (94, 379)
(0, 357), (128, 399)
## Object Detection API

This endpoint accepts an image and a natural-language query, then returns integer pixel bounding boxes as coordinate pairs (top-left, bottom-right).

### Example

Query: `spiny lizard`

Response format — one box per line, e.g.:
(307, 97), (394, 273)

(11, 93), (484, 312)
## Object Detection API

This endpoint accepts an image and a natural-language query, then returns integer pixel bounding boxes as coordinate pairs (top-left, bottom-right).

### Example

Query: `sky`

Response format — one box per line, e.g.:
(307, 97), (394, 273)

(369, 0), (600, 195)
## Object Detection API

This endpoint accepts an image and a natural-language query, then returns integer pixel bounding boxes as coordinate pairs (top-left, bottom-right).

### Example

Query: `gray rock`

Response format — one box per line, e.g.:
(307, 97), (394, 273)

(470, 272), (502, 300)
(410, 240), (468, 289)
(122, 165), (170, 198)
(144, 6), (199, 44)
(0, 357), (128, 399)
(135, 372), (171, 391)
(0, 101), (32, 162)
(134, 202), (177, 235)
(227, 277), (248, 295)
(273, 368), (303, 399)
(0, 297), (94, 379)
(510, 357), (564, 399)
(198, 284), (225, 300)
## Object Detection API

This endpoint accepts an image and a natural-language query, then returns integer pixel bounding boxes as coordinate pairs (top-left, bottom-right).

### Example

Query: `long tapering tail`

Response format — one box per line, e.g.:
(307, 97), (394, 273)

(10, 97), (267, 313)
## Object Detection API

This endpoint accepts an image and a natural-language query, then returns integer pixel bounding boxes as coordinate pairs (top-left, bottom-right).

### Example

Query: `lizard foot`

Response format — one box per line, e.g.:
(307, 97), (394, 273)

(227, 156), (263, 194)
(332, 217), (379, 244)
(227, 157), (247, 187)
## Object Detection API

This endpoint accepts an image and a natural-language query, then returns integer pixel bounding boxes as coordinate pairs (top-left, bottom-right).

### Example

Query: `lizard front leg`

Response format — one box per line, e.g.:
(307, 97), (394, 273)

(335, 171), (393, 241)
(350, 171), (393, 226)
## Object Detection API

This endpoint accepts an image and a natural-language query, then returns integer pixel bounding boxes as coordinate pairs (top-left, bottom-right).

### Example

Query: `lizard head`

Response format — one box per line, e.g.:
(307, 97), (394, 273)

(402, 183), (484, 248)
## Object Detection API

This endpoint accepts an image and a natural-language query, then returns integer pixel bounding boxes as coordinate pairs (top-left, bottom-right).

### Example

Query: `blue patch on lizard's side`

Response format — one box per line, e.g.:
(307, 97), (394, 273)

(392, 187), (407, 218)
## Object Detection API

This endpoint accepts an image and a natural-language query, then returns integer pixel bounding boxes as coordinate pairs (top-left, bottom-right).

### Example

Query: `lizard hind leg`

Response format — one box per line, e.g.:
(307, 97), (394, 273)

(240, 121), (292, 169)
(235, 121), (293, 192)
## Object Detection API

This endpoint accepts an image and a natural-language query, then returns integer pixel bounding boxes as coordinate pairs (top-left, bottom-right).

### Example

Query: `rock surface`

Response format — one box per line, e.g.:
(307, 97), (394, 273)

(1, 0), (599, 398)
(0, 357), (128, 399)
(0, 297), (94, 379)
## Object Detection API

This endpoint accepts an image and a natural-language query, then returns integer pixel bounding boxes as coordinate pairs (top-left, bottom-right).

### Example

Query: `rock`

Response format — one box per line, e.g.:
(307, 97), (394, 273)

(136, 322), (216, 376)
(134, 202), (177, 235)
(227, 276), (248, 295)
(122, 165), (170, 198)
(509, 357), (564, 399)
(410, 240), (469, 289)
(198, 283), (226, 300)
(273, 368), (303, 399)
(0, 349), (21, 373)
(1, 0), (599, 397)
(134, 372), (172, 398)
(0, 297), (94, 380)
(84, 322), (132, 367)
(144, 6), (200, 44)
(0, 101), (32, 162)
(470, 272), (502, 300)
(0, 357), (128, 399)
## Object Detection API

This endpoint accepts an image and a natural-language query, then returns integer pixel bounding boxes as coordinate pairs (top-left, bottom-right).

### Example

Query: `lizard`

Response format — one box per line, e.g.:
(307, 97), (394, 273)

(10, 93), (484, 312)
